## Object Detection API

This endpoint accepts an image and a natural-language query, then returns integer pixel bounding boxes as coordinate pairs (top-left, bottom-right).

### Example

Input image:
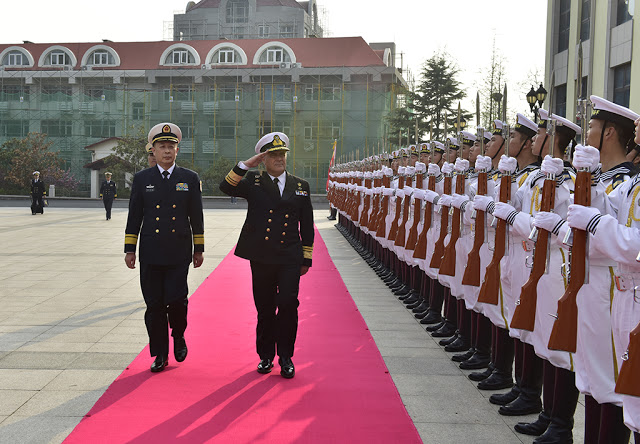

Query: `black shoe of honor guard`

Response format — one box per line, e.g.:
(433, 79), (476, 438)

(279, 357), (295, 379)
(257, 358), (274, 374)
(174, 336), (188, 362)
(150, 355), (168, 372)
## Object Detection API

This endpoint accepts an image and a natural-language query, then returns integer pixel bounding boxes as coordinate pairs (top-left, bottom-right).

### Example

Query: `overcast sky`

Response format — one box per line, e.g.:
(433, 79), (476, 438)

(0, 0), (547, 124)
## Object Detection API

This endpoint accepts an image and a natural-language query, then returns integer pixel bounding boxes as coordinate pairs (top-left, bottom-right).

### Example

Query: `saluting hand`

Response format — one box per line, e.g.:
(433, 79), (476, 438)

(244, 152), (269, 168)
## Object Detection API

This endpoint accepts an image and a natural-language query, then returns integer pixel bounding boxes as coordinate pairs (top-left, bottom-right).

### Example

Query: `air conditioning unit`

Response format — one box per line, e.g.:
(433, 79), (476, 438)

(280, 62), (291, 69)
(81, 66), (92, 71)
(62, 66), (73, 71)
(292, 62), (302, 68)
(201, 64), (211, 70)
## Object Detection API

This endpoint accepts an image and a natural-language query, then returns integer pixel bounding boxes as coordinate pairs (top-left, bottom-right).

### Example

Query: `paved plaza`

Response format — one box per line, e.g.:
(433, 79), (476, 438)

(0, 204), (585, 443)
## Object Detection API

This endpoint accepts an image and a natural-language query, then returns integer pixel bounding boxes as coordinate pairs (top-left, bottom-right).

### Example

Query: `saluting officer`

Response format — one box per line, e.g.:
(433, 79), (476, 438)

(100, 172), (117, 220)
(219, 132), (314, 379)
(30, 171), (46, 215)
(124, 122), (205, 373)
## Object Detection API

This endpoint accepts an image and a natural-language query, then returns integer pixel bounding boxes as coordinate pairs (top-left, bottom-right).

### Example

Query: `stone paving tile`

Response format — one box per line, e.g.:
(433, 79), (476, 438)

(43, 369), (123, 391)
(12, 389), (104, 417)
(67, 352), (140, 370)
(0, 369), (62, 390)
(414, 423), (529, 444)
(0, 390), (38, 416)
(0, 352), (81, 369)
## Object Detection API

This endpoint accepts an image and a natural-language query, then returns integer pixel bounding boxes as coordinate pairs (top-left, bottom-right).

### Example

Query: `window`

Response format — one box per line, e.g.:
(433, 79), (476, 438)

(164, 86), (193, 102)
(41, 85), (72, 102)
(272, 121), (291, 135)
(280, 25), (294, 38)
(557, 0), (571, 52)
(216, 86), (241, 101)
(580, 0), (591, 41)
(217, 49), (236, 64)
(84, 87), (115, 101)
(264, 84), (291, 102)
(304, 123), (314, 139)
(85, 120), (116, 138)
(211, 121), (236, 139)
(304, 84), (318, 101)
(41, 119), (73, 137)
(91, 51), (113, 65)
(49, 51), (69, 66)
(554, 84), (567, 118)
(258, 25), (270, 38)
(613, 63), (631, 107)
(617, 0), (633, 25)
(267, 49), (283, 63)
(226, 0), (249, 24)
(0, 85), (29, 101)
(132, 102), (144, 121)
(258, 46), (291, 64)
(165, 49), (195, 65)
(4, 51), (27, 66)
(0, 120), (28, 137)
(322, 85), (342, 101)
(174, 123), (194, 139)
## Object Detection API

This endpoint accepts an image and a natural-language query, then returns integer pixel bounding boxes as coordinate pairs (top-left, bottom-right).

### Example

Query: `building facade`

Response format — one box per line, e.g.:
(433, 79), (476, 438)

(545, 0), (639, 121)
(0, 37), (403, 195)
(173, 0), (324, 41)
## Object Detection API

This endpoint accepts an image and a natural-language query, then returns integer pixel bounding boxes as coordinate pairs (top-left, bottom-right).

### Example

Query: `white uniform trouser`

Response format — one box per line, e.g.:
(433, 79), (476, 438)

(504, 238), (533, 343)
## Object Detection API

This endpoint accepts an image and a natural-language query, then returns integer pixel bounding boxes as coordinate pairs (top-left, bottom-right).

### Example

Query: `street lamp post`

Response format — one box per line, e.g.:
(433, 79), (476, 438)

(526, 83), (548, 122)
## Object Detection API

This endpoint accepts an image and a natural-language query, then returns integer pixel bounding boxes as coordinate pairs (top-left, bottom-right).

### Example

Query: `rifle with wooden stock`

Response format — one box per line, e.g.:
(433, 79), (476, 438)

(462, 94), (488, 285)
(368, 163), (382, 233)
(548, 51), (589, 351)
(440, 103), (465, 276)
(615, 321), (640, 396)
(387, 168), (405, 242)
(510, 118), (558, 332)
(359, 168), (372, 228)
(405, 159), (424, 251)
(394, 163), (414, 248)
(430, 114), (452, 269)
(413, 128), (436, 261)
(375, 160), (392, 236)
(477, 86), (510, 303)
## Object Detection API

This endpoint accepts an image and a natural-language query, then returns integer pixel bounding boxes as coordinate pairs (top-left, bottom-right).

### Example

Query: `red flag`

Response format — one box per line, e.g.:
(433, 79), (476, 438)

(326, 140), (337, 192)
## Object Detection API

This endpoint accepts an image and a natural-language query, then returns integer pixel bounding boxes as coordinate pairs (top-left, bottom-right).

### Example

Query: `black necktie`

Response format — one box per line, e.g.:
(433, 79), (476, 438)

(273, 177), (281, 196)
(162, 171), (169, 180)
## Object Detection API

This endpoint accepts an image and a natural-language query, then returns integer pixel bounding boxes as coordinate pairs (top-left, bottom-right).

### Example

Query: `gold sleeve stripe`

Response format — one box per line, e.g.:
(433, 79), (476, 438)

(193, 234), (204, 245)
(303, 250), (313, 260)
(125, 234), (138, 245)
(225, 170), (243, 186)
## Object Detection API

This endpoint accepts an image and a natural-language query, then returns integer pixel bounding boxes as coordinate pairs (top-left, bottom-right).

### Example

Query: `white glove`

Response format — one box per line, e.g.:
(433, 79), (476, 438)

(428, 164), (441, 176)
(493, 202), (517, 221)
(451, 193), (469, 209)
(406, 166), (416, 176)
(415, 162), (426, 173)
(475, 155), (492, 172)
(473, 195), (494, 212)
(454, 158), (465, 172)
(382, 187), (394, 197)
(567, 204), (602, 234)
(442, 162), (454, 174)
(498, 155), (517, 174)
(395, 189), (405, 199)
(398, 166), (406, 175)
(533, 211), (565, 235)
(572, 144), (600, 172)
(458, 159), (470, 172)
(439, 194), (452, 207)
(413, 189), (425, 200)
(404, 186), (414, 196)
(423, 189), (439, 203)
(541, 155), (564, 176)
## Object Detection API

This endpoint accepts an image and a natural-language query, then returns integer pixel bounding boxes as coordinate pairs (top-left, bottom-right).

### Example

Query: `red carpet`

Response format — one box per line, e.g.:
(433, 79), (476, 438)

(64, 229), (422, 443)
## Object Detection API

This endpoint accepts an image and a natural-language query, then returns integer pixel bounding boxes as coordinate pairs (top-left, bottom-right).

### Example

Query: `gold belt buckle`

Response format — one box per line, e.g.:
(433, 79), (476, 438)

(522, 240), (532, 252)
(615, 275), (627, 292)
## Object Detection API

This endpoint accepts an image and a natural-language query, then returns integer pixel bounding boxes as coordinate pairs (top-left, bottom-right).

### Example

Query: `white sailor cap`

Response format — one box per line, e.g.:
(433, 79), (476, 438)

(590, 95), (640, 131)
(420, 143), (430, 153)
(514, 113), (538, 138)
(432, 141), (445, 153)
(145, 143), (154, 154)
(255, 132), (290, 154)
(447, 137), (460, 150)
(401, 148), (410, 158)
(538, 109), (549, 128)
(460, 131), (476, 146)
(483, 131), (492, 142)
(550, 113), (581, 137)
(148, 122), (182, 145)
(409, 145), (419, 156)
(33, 171), (40, 175)
(492, 120), (504, 136)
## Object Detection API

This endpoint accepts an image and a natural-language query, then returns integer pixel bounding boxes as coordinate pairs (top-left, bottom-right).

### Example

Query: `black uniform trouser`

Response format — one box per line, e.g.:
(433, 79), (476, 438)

(140, 262), (189, 357)
(31, 195), (44, 214)
(103, 197), (114, 219)
(250, 261), (301, 360)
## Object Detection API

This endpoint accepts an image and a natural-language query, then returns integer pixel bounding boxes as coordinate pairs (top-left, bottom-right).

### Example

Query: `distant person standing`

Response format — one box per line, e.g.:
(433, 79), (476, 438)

(100, 172), (117, 220)
(146, 143), (157, 167)
(219, 132), (314, 379)
(30, 171), (45, 215)
(124, 123), (205, 373)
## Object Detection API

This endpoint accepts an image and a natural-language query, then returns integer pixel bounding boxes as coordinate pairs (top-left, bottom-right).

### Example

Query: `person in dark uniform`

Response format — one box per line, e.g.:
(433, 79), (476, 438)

(219, 132), (314, 379)
(100, 172), (117, 220)
(146, 143), (157, 168)
(30, 171), (45, 215)
(124, 122), (205, 373)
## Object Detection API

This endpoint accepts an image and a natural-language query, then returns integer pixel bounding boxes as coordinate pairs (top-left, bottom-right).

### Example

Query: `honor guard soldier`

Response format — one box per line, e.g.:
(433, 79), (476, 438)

(100, 172), (117, 220)
(219, 132), (314, 379)
(146, 143), (157, 168)
(30, 171), (45, 215)
(124, 122), (205, 373)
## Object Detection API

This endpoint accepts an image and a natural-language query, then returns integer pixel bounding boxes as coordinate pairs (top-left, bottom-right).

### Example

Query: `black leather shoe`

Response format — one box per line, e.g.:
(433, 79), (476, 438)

(477, 369), (514, 390)
(150, 355), (168, 372)
(499, 394), (543, 416)
(468, 366), (493, 381)
(514, 411), (550, 435)
(459, 352), (491, 370)
(489, 385), (520, 405)
(444, 337), (470, 353)
(279, 357), (295, 379)
(257, 358), (274, 374)
(174, 336), (188, 362)
(532, 419), (573, 443)
(406, 299), (423, 310)
(439, 334), (459, 346)
(402, 295), (419, 304)
(420, 312), (443, 325)
(452, 347), (475, 362)
(412, 302), (429, 313)
(431, 323), (456, 338)
(414, 310), (430, 319)
(426, 320), (445, 332)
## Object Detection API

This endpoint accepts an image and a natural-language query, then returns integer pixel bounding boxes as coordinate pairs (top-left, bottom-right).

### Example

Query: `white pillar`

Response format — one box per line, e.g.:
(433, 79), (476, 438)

(91, 170), (99, 198)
